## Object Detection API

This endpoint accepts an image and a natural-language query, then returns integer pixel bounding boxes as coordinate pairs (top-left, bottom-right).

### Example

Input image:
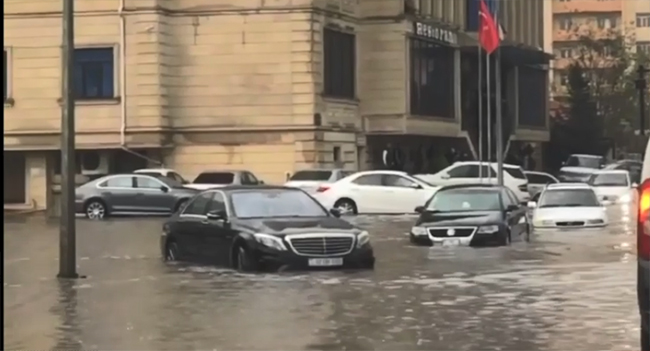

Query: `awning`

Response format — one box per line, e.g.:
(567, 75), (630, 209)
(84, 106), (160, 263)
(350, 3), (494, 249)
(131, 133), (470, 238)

(460, 33), (553, 66)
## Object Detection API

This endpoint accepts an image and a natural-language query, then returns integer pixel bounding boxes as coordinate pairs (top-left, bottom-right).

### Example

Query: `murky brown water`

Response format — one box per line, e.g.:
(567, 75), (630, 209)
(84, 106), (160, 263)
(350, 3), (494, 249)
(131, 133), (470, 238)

(3, 205), (640, 350)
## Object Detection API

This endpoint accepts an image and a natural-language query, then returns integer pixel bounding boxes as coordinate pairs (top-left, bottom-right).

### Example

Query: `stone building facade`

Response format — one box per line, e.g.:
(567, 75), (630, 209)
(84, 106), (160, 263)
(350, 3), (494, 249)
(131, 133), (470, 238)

(3, 0), (549, 211)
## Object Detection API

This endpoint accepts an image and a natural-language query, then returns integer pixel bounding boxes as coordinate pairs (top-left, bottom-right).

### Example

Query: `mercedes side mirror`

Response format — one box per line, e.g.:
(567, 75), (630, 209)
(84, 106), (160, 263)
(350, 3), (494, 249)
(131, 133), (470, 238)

(527, 201), (537, 209)
(259, 180), (265, 185)
(160, 186), (169, 193)
(409, 183), (423, 189)
(440, 174), (450, 179)
(207, 210), (227, 221)
(414, 206), (425, 213)
(329, 208), (341, 217)
(506, 204), (519, 212)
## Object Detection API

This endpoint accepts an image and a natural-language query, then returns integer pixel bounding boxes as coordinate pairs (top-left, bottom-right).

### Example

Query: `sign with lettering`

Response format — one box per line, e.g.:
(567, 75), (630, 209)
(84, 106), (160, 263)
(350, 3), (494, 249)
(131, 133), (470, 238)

(413, 22), (458, 46)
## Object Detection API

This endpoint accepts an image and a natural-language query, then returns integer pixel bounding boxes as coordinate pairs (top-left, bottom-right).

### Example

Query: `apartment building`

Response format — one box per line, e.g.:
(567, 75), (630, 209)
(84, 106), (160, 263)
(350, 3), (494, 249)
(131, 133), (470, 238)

(548, 0), (650, 95)
(3, 0), (550, 212)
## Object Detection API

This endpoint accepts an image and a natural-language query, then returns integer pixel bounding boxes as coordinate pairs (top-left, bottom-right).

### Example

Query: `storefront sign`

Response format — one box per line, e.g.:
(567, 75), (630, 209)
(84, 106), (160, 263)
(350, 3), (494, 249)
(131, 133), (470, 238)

(413, 22), (458, 46)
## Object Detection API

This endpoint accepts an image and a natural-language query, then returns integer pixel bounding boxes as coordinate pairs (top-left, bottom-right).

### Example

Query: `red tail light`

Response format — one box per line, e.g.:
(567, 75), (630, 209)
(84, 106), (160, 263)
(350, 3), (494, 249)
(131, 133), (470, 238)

(638, 179), (650, 260)
(316, 186), (330, 193)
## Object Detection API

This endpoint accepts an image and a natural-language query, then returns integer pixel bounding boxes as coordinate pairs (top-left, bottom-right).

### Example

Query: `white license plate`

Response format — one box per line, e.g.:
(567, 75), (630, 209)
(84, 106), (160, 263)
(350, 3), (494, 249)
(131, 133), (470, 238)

(308, 258), (343, 267)
(442, 239), (460, 247)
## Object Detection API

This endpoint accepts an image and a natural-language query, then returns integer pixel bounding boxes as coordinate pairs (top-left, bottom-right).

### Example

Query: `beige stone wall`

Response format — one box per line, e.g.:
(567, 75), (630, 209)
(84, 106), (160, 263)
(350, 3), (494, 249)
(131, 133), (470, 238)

(24, 153), (48, 210)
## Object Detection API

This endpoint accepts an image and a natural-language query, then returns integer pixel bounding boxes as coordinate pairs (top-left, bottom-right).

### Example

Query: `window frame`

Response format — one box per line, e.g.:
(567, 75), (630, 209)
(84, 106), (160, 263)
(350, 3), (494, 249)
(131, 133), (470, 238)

(97, 175), (135, 189)
(637, 14), (650, 28)
(72, 44), (120, 101)
(322, 28), (356, 100)
(180, 192), (215, 218)
(4, 47), (13, 104)
(408, 36), (455, 119)
(383, 174), (417, 188)
(351, 174), (384, 186)
(134, 175), (168, 191)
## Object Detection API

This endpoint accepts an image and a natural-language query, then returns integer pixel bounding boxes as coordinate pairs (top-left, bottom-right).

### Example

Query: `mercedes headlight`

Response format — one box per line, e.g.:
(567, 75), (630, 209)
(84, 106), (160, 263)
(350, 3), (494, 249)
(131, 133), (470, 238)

(253, 233), (287, 251)
(410, 226), (428, 236)
(477, 225), (499, 234)
(356, 231), (370, 248)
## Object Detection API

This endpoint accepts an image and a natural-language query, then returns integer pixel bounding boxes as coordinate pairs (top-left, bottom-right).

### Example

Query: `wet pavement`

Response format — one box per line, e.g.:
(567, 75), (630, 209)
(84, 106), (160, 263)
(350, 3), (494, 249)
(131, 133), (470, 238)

(4, 204), (640, 350)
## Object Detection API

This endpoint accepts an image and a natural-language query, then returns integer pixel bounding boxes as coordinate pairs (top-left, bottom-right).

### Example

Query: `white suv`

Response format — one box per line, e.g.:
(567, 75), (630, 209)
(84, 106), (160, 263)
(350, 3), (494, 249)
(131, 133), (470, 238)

(415, 162), (530, 201)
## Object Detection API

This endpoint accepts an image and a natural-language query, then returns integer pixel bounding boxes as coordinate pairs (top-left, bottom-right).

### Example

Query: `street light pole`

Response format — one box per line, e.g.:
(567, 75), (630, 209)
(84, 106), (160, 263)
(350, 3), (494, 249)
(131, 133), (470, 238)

(636, 65), (648, 137)
(58, 0), (78, 279)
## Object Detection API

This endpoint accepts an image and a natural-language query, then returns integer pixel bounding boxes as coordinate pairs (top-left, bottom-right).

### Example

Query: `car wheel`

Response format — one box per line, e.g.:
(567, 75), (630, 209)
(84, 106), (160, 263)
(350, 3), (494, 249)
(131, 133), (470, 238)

(334, 199), (357, 216)
(235, 246), (258, 272)
(165, 241), (179, 262)
(85, 200), (107, 220)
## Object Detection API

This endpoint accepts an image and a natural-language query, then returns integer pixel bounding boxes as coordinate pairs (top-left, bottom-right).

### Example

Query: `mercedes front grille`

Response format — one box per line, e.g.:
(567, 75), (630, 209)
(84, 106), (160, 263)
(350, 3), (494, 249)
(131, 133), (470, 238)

(285, 234), (355, 256)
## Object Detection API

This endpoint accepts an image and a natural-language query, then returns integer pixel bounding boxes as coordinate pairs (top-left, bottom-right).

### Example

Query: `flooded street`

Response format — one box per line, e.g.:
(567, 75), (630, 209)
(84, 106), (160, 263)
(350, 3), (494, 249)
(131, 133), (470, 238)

(4, 205), (640, 351)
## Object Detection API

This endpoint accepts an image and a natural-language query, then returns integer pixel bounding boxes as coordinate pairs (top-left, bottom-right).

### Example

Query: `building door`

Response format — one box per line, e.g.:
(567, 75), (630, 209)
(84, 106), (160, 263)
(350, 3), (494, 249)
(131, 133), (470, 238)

(4, 152), (26, 204)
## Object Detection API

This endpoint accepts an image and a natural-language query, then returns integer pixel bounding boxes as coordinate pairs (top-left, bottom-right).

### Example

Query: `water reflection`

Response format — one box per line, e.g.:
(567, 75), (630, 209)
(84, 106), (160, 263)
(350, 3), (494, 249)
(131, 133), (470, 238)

(51, 280), (82, 350)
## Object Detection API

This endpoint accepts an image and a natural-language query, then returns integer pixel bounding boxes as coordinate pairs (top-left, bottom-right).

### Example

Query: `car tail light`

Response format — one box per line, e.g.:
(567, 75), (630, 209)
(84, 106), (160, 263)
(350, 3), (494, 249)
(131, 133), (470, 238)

(518, 184), (528, 192)
(316, 185), (330, 193)
(638, 179), (650, 260)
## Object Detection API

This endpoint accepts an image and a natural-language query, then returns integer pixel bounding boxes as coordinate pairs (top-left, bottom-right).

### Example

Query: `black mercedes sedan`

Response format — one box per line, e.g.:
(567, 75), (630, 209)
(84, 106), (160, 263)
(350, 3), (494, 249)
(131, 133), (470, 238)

(409, 184), (530, 247)
(161, 186), (375, 272)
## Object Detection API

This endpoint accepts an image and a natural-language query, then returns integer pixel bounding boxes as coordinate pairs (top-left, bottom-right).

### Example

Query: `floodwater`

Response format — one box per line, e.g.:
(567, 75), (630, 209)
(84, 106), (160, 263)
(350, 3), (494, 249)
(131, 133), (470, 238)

(3, 205), (640, 350)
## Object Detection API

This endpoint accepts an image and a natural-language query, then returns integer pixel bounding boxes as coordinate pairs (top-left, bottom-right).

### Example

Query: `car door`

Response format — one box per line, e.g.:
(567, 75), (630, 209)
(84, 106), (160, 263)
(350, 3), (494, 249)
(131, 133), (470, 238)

(382, 174), (429, 213)
(502, 188), (526, 236)
(134, 175), (176, 213)
(96, 176), (138, 212)
(175, 192), (214, 258)
(444, 165), (494, 185)
(347, 174), (385, 213)
(200, 191), (235, 265)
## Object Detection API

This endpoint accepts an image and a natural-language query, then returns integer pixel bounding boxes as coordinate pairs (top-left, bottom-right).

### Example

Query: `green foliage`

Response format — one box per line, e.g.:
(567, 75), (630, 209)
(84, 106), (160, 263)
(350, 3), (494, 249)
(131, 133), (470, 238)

(551, 29), (648, 161)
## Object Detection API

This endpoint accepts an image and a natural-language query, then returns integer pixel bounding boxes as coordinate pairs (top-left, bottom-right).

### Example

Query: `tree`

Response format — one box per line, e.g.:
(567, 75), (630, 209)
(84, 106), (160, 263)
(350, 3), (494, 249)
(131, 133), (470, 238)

(551, 27), (648, 159)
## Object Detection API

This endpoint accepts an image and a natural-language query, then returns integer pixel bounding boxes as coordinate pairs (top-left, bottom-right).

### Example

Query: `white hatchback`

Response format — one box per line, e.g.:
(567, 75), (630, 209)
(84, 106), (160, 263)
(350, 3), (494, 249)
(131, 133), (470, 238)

(529, 183), (608, 229)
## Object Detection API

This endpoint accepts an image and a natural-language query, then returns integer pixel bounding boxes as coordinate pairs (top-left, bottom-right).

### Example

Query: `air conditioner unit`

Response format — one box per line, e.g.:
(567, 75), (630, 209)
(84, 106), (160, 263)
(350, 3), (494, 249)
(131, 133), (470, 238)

(80, 151), (110, 175)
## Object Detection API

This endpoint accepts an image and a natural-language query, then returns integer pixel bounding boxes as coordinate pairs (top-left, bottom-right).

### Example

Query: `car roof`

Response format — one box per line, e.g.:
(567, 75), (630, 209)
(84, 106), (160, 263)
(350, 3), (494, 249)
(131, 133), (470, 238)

(350, 170), (408, 177)
(197, 170), (247, 174)
(453, 161), (521, 169)
(205, 185), (297, 193)
(134, 168), (175, 173)
(570, 154), (602, 158)
(438, 183), (504, 191)
(593, 169), (629, 175)
(546, 183), (591, 190)
(293, 169), (344, 172)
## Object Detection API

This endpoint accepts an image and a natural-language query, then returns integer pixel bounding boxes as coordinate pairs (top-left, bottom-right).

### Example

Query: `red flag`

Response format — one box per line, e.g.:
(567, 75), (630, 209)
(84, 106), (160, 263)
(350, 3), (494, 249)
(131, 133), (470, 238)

(479, 0), (500, 54)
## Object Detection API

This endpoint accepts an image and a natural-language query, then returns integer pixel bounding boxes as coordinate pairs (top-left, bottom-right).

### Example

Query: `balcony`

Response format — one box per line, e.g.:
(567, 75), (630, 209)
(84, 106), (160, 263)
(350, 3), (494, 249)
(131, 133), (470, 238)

(553, 25), (620, 42)
(553, 0), (621, 14)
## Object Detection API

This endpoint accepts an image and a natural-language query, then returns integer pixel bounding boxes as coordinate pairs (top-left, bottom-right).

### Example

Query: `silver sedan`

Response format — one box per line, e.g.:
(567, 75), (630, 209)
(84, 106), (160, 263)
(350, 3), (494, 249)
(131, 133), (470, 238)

(75, 174), (199, 220)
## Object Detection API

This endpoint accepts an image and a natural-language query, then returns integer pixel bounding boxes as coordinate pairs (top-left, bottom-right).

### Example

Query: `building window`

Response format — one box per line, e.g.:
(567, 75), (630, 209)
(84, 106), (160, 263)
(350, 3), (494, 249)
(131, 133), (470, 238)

(333, 146), (341, 163)
(637, 14), (650, 28)
(74, 47), (116, 100)
(558, 17), (572, 30)
(638, 42), (650, 55)
(558, 48), (572, 58)
(409, 38), (454, 118)
(3, 49), (9, 102)
(323, 28), (356, 100)
(597, 16), (617, 29)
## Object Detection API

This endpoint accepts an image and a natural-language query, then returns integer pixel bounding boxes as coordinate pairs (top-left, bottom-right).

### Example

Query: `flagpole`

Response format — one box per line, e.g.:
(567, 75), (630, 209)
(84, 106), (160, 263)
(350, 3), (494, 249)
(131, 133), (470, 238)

(495, 3), (504, 186)
(478, 46), (484, 180)
(486, 52), (492, 182)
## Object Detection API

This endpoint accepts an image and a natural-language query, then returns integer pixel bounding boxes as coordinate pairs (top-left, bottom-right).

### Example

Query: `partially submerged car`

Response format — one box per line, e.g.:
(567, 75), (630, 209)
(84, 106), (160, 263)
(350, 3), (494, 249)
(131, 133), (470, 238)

(161, 186), (375, 272)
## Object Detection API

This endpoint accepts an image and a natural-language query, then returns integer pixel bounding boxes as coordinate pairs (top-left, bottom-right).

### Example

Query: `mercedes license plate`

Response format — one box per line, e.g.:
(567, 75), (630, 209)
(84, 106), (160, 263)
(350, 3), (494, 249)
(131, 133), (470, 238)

(308, 258), (343, 267)
(442, 239), (460, 247)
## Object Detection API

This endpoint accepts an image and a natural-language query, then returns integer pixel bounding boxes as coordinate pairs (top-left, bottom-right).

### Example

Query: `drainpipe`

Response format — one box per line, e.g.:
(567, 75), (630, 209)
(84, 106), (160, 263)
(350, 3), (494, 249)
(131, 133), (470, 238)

(119, 0), (126, 146)
(117, 1), (163, 167)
